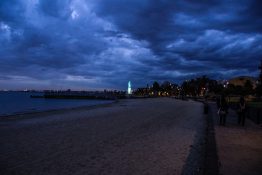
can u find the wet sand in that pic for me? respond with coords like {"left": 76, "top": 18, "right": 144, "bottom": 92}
{"left": 0, "top": 98, "right": 204, "bottom": 175}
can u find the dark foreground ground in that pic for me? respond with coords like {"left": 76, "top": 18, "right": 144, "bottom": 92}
{"left": 0, "top": 98, "right": 205, "bottom": 175}
{"left": 1, "top": 98, "right": 261, "bottom": 175}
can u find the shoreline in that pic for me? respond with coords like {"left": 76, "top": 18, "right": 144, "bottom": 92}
{"left": 0, "top": 100, "right": 118, "bottom": 121}
{"left": 0, "top": 97, "right": 177, "bottom": 121}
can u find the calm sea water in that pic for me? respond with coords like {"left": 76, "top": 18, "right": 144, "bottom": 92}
{"left": 0, "top": 91, "right": 114, "bottom": 116}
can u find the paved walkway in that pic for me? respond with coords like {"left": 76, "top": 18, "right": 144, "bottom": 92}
{"left": 209, "top": 102, "right": 262, "bottom": 175}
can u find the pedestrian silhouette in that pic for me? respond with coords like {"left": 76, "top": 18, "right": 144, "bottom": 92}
{"left": 238, "top": 96, "right": 246, "bottom": 126}
{"left": 218, "top": 95, "right": 229, "bottom": 126}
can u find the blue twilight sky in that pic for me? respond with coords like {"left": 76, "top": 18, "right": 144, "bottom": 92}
{"left": 0, "top": 0, "right": 262, "bottom": 90}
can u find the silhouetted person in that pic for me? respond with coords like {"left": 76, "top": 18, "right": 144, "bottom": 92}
{"left": 218, "top": 95, "right": 228, "bottom": 126}
{"left": 238, "top": 96, "right": 246, "bottom": 126}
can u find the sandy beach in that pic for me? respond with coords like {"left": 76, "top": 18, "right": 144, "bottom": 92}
{"left": 0, "top": 98, "right": 205, "bottom": 175}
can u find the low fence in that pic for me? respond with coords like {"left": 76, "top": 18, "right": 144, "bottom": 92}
{"left": 246, "top": 106, "right": 262, "bottom": 124}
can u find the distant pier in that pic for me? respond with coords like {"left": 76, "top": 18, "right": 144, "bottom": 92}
{"left": 30, "top": 90, "right": 126, "bottom": 100}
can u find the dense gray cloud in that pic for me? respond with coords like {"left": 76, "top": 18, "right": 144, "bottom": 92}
{"left": 0, "top": 0, "right": 261, "bottom": 90}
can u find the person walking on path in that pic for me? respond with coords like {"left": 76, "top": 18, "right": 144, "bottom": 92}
{"left": 218, "top": 95, "right": 229, "bottom": 126}
{"left": 238, "top": 96, "right": 246, "bottom": 126}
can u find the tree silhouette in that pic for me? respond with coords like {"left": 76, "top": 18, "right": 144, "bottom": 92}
{"left": 244, "top": 80, "right": 253, "bottom": 95}
{"left": 181, "top": 75, "right": 220, "bottom": 96}
{"left": 152, "top": 81, "right": 160, "bottom": 95}
{"left": 224, "top": 84, "right": 235, "bottom": 96}
{"left": 161, "top": 81, "right": 172, "bottom": 91}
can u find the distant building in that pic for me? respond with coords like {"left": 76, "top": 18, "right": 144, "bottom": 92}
{"left": 228, "top": 76, "right": 257, "bottom": 89}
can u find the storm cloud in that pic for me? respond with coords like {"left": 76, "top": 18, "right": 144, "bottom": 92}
{"left": 0, "top": 0, "right": 261, "bottom": 90}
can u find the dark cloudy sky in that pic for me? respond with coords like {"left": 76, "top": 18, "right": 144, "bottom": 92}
{"left": 0, "top": 0, "right": 262, "bottom": 90}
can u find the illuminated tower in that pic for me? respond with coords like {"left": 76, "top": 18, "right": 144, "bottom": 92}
{"left": 128, "top": 81, "right": 132, "bottom": 95}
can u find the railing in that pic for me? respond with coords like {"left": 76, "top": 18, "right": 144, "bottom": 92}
{"left": 246, "top": 106, "right": 262, "bottom": 124}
